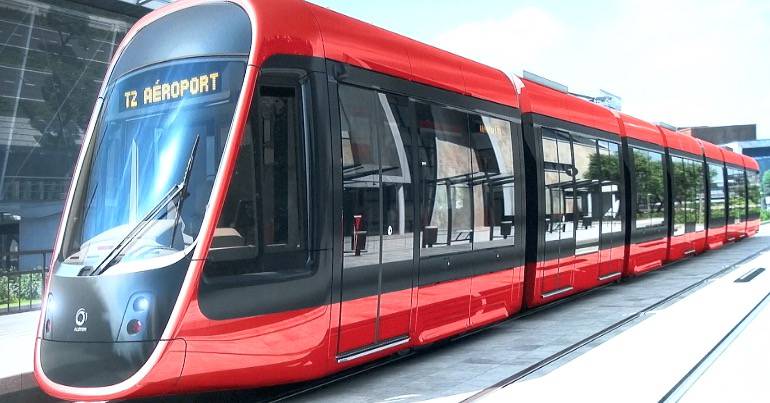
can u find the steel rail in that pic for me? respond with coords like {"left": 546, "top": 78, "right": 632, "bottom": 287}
{"left": 660, "top": 291, "right": 770, "bottom": 402}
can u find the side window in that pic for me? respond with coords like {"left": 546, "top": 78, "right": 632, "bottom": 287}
{"left": 204, "top": 82, "right": 310, "bottom": 279}
{"left": 469, "top": 114, "right": 516, "bottom": 249}
{"left": 573, "top": 136, "right": 601, "bottom": 254}
{"left": 737, "top": 168, "right": 748, "bottom": 223}
{"left": 747, "top": 170, "right": 761, "bottom": 220}
{"left": 737, "top": 169, "right": 748, "bottom": 222}
{"left": 339, "top": 85, "right": 414, "bottom": 269}
{"left": 260, "top": 87, "right": 306, "bottom": 250}
{"left": 728, "top": 168, "right": 747, "bottom": 223}
{"left": 647, "top": 151, "right": 665, "bottom": 228}
{"left": 691, "top": 159, "right": 706, "bottom": 232}
{"left": 340, "top": 85, "right": 382, "bottom": 268}
{"left": 671, "top": 157, "right": 704, "bottom": 235}
{"left": 542, "top": 137, "right": 562, "bottom": 243}
{"left": 727, "top": 168, "right": 736, "bottom": 224}
{"left": 417, "top": 102, "right": 473, "bottom": 255}
{"left": 633, "top": 148, "right": 651, "bottom": 229}
{"left": 600, "top": 142, "right": 623, "bottom": 237}
{"left": 708, "top": 163, "right": 726, "bottom": 228}
{"left": 558, "top": 137, "right": 576, "bottom": 241}
{"left": 671, "top": 156, "right": 687, "bottom": 236}
{"left": 541, "top": 129, "right": 575, "bottom": 244}
{"left": 633, "top": 148, "right": 665, "bottom": 229}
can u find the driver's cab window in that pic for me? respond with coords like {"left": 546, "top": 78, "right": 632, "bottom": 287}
{"left": 205, "top": 76, "right": 309, "bottom": 279}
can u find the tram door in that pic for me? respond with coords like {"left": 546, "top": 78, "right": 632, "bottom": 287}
{"left": 541, "top": 128, "right": 576, "bottom": 295}
{"left": 337, "top": 86, "right": 415, "bottom": 355}
{"left": 597, "top": 141, "right": 624, "bottom": 278}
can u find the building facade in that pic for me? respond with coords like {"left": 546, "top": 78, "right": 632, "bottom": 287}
{"left": 680, "top": 124, "right": 757, "bottom": 145}
{"left": 682, "top": 124, "right": 769, "bottom": 210}
{"left": 0, "top": 0, "right": 155, "bottom": 271}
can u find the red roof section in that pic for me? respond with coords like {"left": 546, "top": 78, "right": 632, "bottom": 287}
{"left": 742, "top": 154, "right": 760, "bottom": 171}
{"left": 307, "top": 2, "right": 518, "bottom": 108}
{"left": 518, "top": 79, "right": 620, "bottom": 134}
{"left": 721, "top": 148, "right": 745, "bottom": 167}
{"left": 659, "top": 126, "right": 702, "bottom": 156}
{"left": 613, "top": 112, "right": 664, "bottom": 146}
{"left": 698, "top": 139, "right": 725, "bottom": 161}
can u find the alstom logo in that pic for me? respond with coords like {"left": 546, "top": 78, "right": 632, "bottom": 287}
{"left": 74, "top": 308, "right": 88, "bottom": 332}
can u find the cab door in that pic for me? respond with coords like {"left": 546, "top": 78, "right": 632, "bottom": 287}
{"left": 337, "top": 85, "right": 415, "bottom": 355}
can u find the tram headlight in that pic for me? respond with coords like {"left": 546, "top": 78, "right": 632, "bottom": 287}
{"left": 43, "top": 293, "right": 54, "bottom": 336}
{"left": 133, "top": 296, "right": 150, "bottom": 312}
{"left": 46, "top": 293, "right": 56, "bottom": 314}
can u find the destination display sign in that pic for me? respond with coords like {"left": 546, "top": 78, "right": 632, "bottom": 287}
{"left": 117, "top": 62, "right": 228, "bottom": 112}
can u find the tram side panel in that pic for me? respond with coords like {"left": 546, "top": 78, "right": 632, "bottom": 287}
{"left": 519, "top": 111, "right": 626, "bottom": 308}
{"left": 178, "top": 60, "right": 337, "bottom": 391}
{"left": 411, "top": 96, "right": 526, "bottom": 343}
{"left": 467, "top": 114, "right": 527, "bottom": 328}
{"left": 700, "top": 139, "right": 728, "bottom": 250}
{"left": 662, "top": 128, "right": 708, "bottom": 262}
{"left": 743, "top": 155, "right": 762, "bottom": 238}
{"left": 722, "top": 149, "right": 746, "bottom": 242}
{"left": 623, "top": 139, "right": 670, "bottom": 275}
{"left": 615, "top": 112, "right": 671, "bottom": 277}
{"left": 725, "top": 165, "right": 748, "bottom": 242}
{"left": 746, "top": 169, "right": 762, "bottom": 237}
{"left": 318, "top": 59, "right": 528, "bottom": 349}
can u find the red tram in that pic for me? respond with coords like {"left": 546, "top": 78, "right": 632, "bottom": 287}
{"left": 34, "top": 0, "right": 762, "bottom": 400}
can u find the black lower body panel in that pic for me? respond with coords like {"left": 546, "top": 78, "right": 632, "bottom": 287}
{"left": 40, "top": 339, "right": 157, "bottom": 388}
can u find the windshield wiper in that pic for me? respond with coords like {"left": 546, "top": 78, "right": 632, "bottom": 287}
{"left": 87, "top": 135, "right": 200, "bottom": 276}
{"left": 170, "top": 135, "right": 200, "bottom": 248}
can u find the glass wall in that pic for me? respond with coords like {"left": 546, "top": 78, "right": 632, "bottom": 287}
{"left": 0, "top": 0, "right": 134, "bottom": 271}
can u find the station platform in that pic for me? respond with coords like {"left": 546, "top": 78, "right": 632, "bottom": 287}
{"left": 0, "top": 225, "right": 767, "bottom": 403}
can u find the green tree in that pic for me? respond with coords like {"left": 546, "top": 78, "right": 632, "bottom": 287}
{"left": 585, "top": 152, "right": 620, "bottom": 183}
{"left": 633, "top": 152, "right": 664, "bottom": 207}
{"left": 670, "top": 159, "right": 706, "bottom": 225}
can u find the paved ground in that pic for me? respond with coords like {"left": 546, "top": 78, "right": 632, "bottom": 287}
{"left": 480, "top": 247, "right": 770, "bottom": 402}
{"left": 0, "top": 227, "right": 767, "bottom": 403}
{"left": 681, "top": 278, "right": 770, "bottom": 403}
{"left": 0, "top": 311, "right": 49, "bottom": 402}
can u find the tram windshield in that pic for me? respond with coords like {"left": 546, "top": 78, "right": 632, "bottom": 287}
{"left": 56, "top": 58, "right": 247, "bottom": 276}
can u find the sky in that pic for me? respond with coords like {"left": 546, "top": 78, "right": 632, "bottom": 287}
{"left": 308, "top": 0, "right": 770, "bottom": 138}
